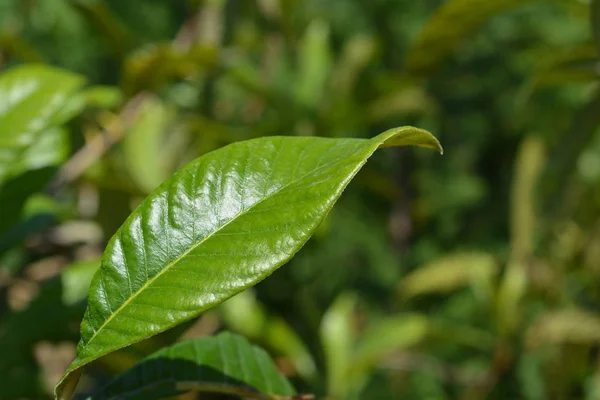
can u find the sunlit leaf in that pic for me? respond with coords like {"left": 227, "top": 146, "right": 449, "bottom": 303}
{"left": 91, "top": 332, "right": 298, "bottom": 400}
{"left": 295, "top": 20, "right": 332, "bottom": 107}
{"left": 526, "top": 309, "right": 600, "bottom": 347}
{"left": 320, "top": 293, "right": 357, "bottom": 399}
{"left": 55, "top": 126, "right": 442, "bottom": 399}
{"left": 399, "top": 252, "right": 497, "bottom": 300}
{"left": 61, "top": 259, "right": 101, "bottom": 306}
{"left": 0, "top": 64, "right": 84, "bottom": 150}
{"left": 123, "top": 96, "right": 172, "bottom": 193}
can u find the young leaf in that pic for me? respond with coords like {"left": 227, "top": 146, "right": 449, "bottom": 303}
{"left": 90, "top": 331, "right": 297, "bottom": 400}
{"left": 55, "top": 126, "right": 442, "bottom": 399}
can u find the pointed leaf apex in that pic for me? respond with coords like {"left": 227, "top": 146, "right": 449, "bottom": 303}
{"left": 374, "top": 126, "right": 443, "bottom": 154}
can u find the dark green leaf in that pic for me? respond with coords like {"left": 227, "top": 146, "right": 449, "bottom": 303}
{"left": 0, "top": 167, "right": 57, "bottom": 237}
{"left": 592, "top": 0, "right": 600, "bottom": 57}
{"left": 56, "top": 127, "right": 441, "bottom": 399}
{"left": 406, "top": 0, "right": 535, "bottom": 76}
{"left": 92, "top": 332, "right": 297, "bottom": 400}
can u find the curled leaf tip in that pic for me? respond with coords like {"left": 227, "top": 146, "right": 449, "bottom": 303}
{"left": 374, "top": 126, "right": 443, "bottom": 154}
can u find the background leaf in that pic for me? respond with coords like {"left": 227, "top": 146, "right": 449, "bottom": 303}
{"left": 61, "top": 259, "right": 101, "bottom": 306}
{"left": 399, "top": 252, "right": 498, "bottom": 300}
{"left": 221, "top": 290, "right": 317, "bottom": 381}
{"left": 0, "top": 64, "right": 84, "bottom": 153}
{"left": 406, "top": 0, "right": 536, "bottom": 76}
{"left": 91, "top": 331, "right": 296, "bottom": 400}
{"left": 319, "top": 293, "right": 357, "bottom": 398}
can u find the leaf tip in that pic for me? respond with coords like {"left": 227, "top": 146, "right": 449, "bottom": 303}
{"left": 375, "top": 126, "right": 443, "bottom": 154}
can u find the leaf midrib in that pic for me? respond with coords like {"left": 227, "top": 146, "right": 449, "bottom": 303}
{"left": 82, "top": 139, "right": 370, "bottom": 352}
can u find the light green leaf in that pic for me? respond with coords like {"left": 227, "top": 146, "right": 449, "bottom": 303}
{"left": 0, "top": 64, "right": 83, "bottom": 185}
{"left": 91, "top": 332, "right": 297, "bottom": 400}
{"left": 123, "top": 96, "right": 172, "bottom": 193}
{"left": 62, "top": 259, "right": 102, "bottom": 306}
{"left": 0, "top": 64, "right": 85, "bottom": 149}
{"left": 406, "top": 0, "right": 535, "bottom": 76}
{"left": 399, "top": 252, "right": 498, "bottom": 300}
{"left": 56, "top": 126, "right": 442, "bottom": 399}
{"left": 295, "top": 19, "right": 332, "bottom": 107}
{"left": 320, "top": 293, "right": 357, "bottom": 398}
{"left": 221, "top": 290, "right": 316, "bottom": 381}
{"left": 353, "top": 314, "right": 429, "bottom": 368}
{"left": 80, "top": 86, "right": 124, "bottom": 109}
{"left": 350, "top": 314, "right": 428, "bottom": 393}
{"left": 0, "top": 126, "right": 71, "bottom": 238}
{"left": 526, "top": 309, "right": 600, "bottom": 348}
{"left": 19, "top": 127, "right": 71, "bottom": 176}
{"left": 497, "top": 136, "right": 545, "bottom": 336}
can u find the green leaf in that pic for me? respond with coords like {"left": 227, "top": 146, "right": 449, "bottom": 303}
{"left": 221, "top": 290, "right": 316, "bottom": 381}
{"left": 592, "top": 0, "right": 600, "bottom": 57}
{"left": 123, "top": 96, "right": 172, "bottom": 193}
{"left": 0, "top": 64, "right": 85, "bottom": 149}
{"left": 62, "top": 259, "right": 102, "bottom": 306}
{"left": 0, "top": 65, "right": 83, "bottom": 186}
{"left": 320, "top": 293, "right": 357, "bottom": 398}
{"left": 80, "top": 86, "right": 124, "bottom": 109}
{"left": 406, "top": 0, "right": 535, "bottom": 76}
{"left": 295, "top": 20, "right": 332, "bottom": 107}
{"left": 56, "top": 126, "right": 441, "bottom": 399}
{"left": 526, "top": 309, "right": 600, "bottom": 347}
{"left": 399, "top": 252, "right": 498, "bottom": 300}
{"left": 0, "top": 127, "right": 71, "bottom": 240}
{"left": 497, "top": 136, "right": 545, "bottom": 336}
{"left": 0, "top": 167, "right": 57, "bottom": 237}
{"left": 91, "top": 331, "right": 297, "bottom": 400}
{"left": 353, "top": 314, "right": 429, "bottom": 368}
{"left": 349, "top": 314, "right": 428, "bottom": 394}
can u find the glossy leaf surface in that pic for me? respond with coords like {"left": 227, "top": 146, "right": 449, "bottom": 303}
{"left": 56, "top": 126, "right": 441, "bottom": 399}
{"left": 92, "top": 331, "right": 295, "bottom": 400}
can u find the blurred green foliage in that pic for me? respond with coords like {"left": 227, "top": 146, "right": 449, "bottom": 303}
{"left": 1, "top": 0, "right": 600, "bottom": 399}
